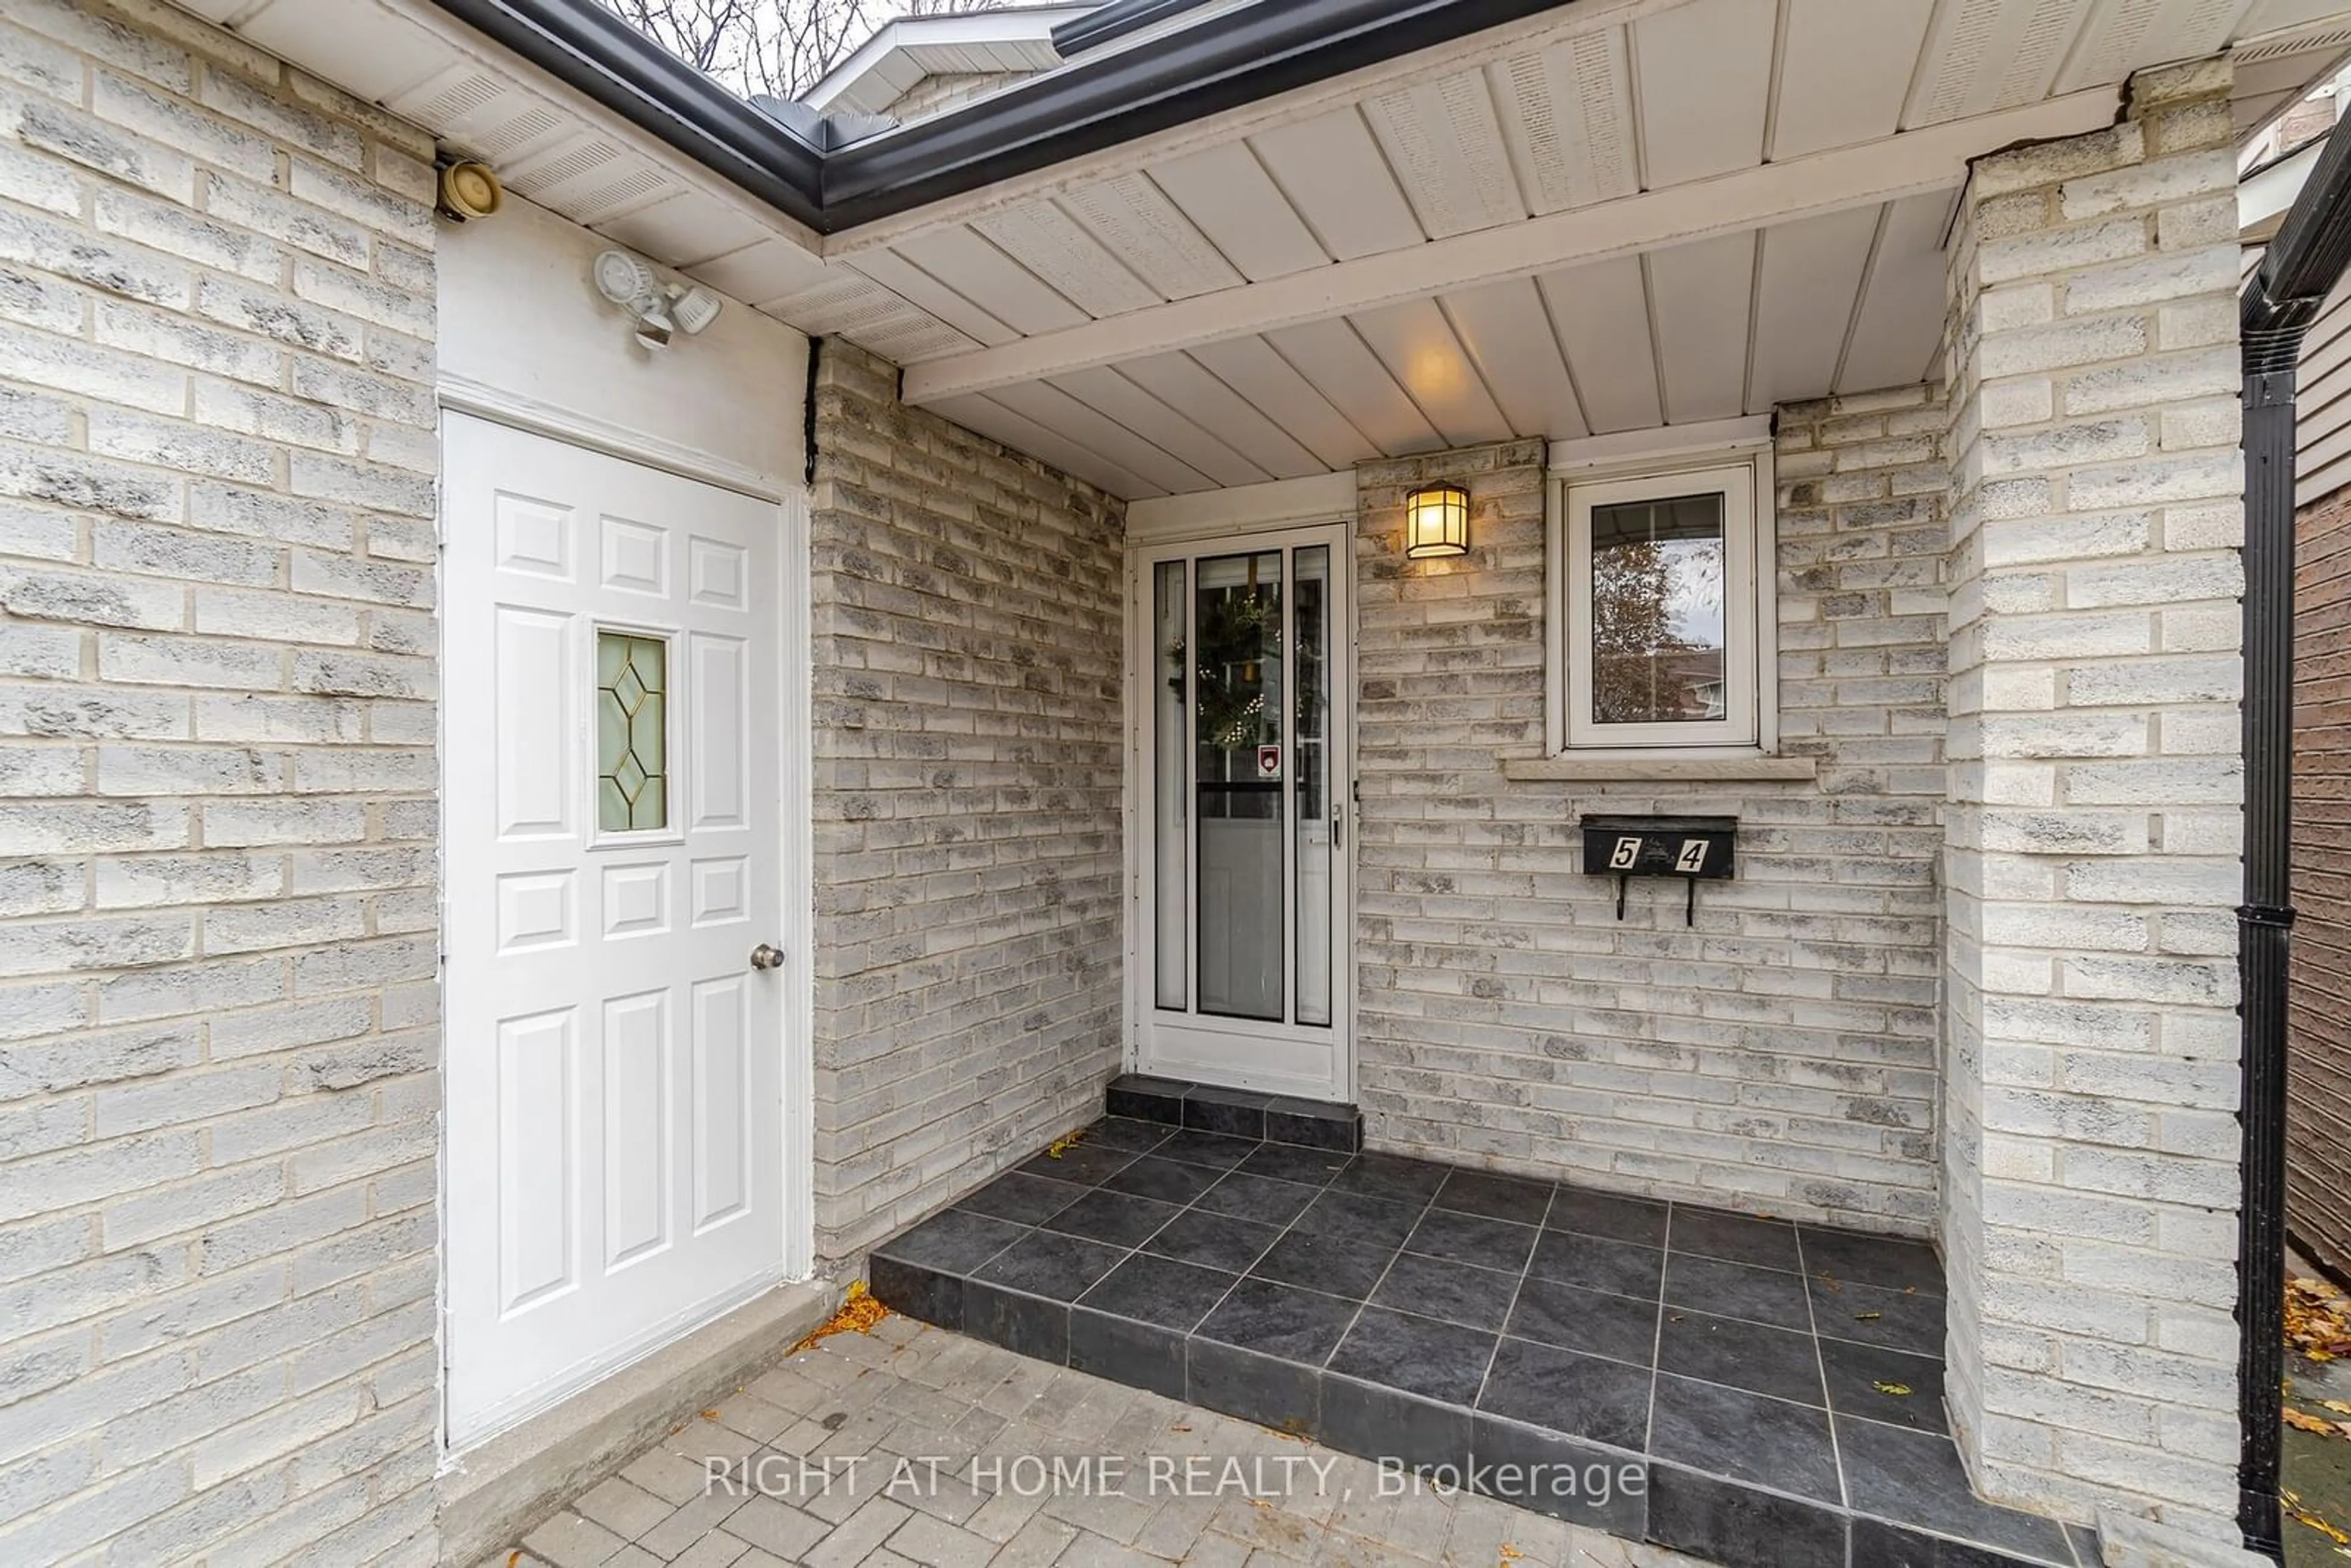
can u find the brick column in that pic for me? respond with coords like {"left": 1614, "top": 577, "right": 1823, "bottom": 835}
{"left": 1940, "top": 59, "right": 2248, "bottom": 1539}
{"left": 805, "top": 342, "right": 1126, "bottom": 1264}
{"left": 0, "top": 1, "right": 441, "bottom": 1560}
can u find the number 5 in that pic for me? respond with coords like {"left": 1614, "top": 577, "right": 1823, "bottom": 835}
{"left": 1609, "top": 836, "right": 1641, "bottom": 869}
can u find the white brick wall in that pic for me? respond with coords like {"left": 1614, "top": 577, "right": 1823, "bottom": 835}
{"left": 885, "top": 69, "right": 1038, "bottom": 124}
{"left": 808, "top": 343, "right": 1126, "bottom": 1264}
{"left": 1352, "top": 411, "right": 1949, "bottom": 1231}
{"left": 0, "top": 1, "right": 440, "bottom": 1561}
{"left": 1940, "top": 57, "right": 2248, "bottom": 1539}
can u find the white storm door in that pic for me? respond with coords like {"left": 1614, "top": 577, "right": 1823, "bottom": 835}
{"left": 1133, "top": 523, "right": 1352, "bottom": 1101}
{"left": 442, "top": 414, "right": 788, "bottom": 1448}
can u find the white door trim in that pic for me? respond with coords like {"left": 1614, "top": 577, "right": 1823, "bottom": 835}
{"left": 774, "top": 486, "right": 814, "bottom": 1282}
{"left": 1124, "top": 472, "right": 1359, "bottom": 544}
{"left": 1123, "top": 517, "right": 1357, "bottom": 1103}
{"left": 437, "top": 373, "right": 792, "bottom": 503}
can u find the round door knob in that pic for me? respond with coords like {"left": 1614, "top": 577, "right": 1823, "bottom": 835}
{"left": 749, "top": 943, "right": 784, "bottom": 971}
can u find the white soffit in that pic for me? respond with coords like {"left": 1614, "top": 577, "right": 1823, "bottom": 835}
{"left": 178, "top": 0, "right": 983, "bottom": 369}
{"left": 853, "top": 0, "right": 2351, "bottom": 500}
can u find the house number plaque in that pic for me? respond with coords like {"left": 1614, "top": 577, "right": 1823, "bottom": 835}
{"left": 1579, "top": 814, "right": 1738, "bottom": 926}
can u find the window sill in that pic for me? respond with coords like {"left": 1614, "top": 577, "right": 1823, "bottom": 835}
{"left": 1501, "top": 756, "right": 1820, "bottom": 784}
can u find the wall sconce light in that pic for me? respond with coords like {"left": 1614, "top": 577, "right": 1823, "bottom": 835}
{"left": 1405, "top": 482, "right": 1470, "bottom": 560}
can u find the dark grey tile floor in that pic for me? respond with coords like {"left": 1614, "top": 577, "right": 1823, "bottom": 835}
{"left": 871, "top": 1117, "right": 2101, "bottom": 1568}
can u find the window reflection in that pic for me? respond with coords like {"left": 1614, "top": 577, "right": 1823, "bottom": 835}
{"left": 1588, "top": 492, "right": 1727, "bottom": 726}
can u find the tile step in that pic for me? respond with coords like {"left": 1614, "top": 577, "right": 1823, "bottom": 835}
{"left": 1106, "top": 1073, "right": 1361, "bottom": 1153}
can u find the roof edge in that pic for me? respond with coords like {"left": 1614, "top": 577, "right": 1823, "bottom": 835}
{"left": 1049, "top": 0, "right": 1221, "bottom": 57}
{"left": 818, "top": 0, "right": 1577, "bottom": 230}
{"left": 425, "top": 0, "right": 1582, "bottom": 234}
{"left": 426, "top": 0, "right": 827, "bottom": 228}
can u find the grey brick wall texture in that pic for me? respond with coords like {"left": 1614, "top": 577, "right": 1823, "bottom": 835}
{"left": 1351, "top": 410, "right": 1950, "bottom": 1234}
{"left": 1938, "top": 58, "right": 2249, "bottom": 1538}
{"left": 807, "top": 342, "right": 1126, "bottom": 1265}
{"left": 0, "top": 1, "right": 441, "bottom": 1562}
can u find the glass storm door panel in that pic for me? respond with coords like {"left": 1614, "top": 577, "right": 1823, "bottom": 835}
{"left": 1152, "top": 561, "right": 1188, "bottom": 1012}
{"left": 1292, "top": 546, "right": 1332, "bottom": 1027}
{"left": 1138, "top": 525, "right": 1349, "bottom": 1101}
{"left": 1194, "top": 549, "right": 1284, "bottom": 1021}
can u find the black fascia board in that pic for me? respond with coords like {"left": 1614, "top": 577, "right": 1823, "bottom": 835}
{"left": 425, "top": 0, "right": 828, "bottom": 230}
{"left": 427, "top": 0, "right": 1579, "bottom": 234}
{"left": 1049, "top": 0, "right": 1222, "bottom": 58}
{"left": 819, "top": 0, "right": 1572, "bottom": 229}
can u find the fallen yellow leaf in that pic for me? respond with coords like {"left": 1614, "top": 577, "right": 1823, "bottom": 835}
{"left": 699, "top": 1409, "right": 720, "bottom": 1420}
{"left": 2287, "top": 1278, "right": 2351, "bottom": 1363}
{"left": 1045, "top": 1130, "right": 1086, "bottom": 1158}
{"left": 2285, "top": 1408, "right": 2336, "bottom": 1436}
{"left": 1854, "top": 1311, "right": 1883, "bottom": 1321}
{"left": 2322, "top": 1400, "right": 2351, "bottom": 1416}
{"left": 1873, "top": 1382, "right": 1912, "bottom": 1397}
{"left": 793, "top": 1280, "right": 889, "bottom": 1353}
{"left": 2294, "top": 1505, "right": 2351, "bottom": 1546}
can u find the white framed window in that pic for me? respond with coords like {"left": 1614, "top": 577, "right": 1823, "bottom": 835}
{"left": 1546, "top": 440, "right": 1775, "bottom": 755}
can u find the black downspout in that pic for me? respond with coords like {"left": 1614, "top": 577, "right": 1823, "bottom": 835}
{"left": 804, "top": 337, "right": 823, "bottom": 491}
{"left": 2236, "top": 116, "right": 2351, "bottom": 1561}
{"left": 2236, "top": 355, "right": 2293, "bottom": 1562}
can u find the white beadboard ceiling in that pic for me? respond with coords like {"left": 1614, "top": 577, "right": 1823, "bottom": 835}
{"left": 189, "top": 0, "right": 2351, "bottom": 498}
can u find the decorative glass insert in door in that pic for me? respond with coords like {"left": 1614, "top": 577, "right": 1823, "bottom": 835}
{"left": 596, "top": 630, "right": 669, "bottom": 831}
{"left": 1193, "top": 551, "right": 1284, "bottom": 1021}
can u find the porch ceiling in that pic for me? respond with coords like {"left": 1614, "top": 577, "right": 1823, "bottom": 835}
{"left": 861, "top": 0, "right": 2351, "bottom": 497}
{"left": 189, "top": 0, "right": 2351, "bottom": 499}
{"left": 912, "top": 197, "right": 1961, "bottom": 497}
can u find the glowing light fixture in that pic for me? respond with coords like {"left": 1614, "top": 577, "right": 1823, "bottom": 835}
{"left": 1404, "top": 482, "right": 1470, "bottom": 560}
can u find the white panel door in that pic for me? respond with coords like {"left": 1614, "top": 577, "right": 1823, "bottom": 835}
{"left": 443, "top": 414, "right": 790, "bottom": 1447}
{"left": 1132, "top": 523, "right": 1352, "bottom": 1101}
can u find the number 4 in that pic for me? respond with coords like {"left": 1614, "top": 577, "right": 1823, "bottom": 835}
{"left": 1676, "top": 840, "right": 1709, "bottom": 873}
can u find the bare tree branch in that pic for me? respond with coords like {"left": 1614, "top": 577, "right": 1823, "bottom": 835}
{"left": 598, "top": 0, "right": 1015, "bottom": 99}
